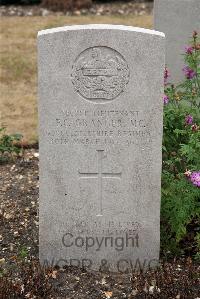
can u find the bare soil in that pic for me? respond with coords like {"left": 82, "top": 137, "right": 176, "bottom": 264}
{"left": 0, "top": 151, "right": 200, "bottom": 298}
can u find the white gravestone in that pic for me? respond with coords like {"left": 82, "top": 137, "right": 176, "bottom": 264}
{"left": 38, "top": 24, "right": 165, "bottom": 272}
{"left": 154, "top": 0, "right": 200, "bottom": 83}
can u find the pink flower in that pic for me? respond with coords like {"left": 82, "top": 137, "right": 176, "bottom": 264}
{"left": 191, "top": 124, "right": 199, "bottom": 132}
{"left": 190, "top": 171, "right": 200, "bottom": 188}
{"left": 163, "top": 95, "right": 169, "bottom": 105}
{"left": 185, "top": 115, "right": 193, "bottom": 125}
{"left": 184, "top": 169, "right": 192, "bottom": 177}
{"left": 182, "top": 66, "right": 196, "bottom": 79}
{"left": 185, "top": 46, "right": 194, "bottom": 55}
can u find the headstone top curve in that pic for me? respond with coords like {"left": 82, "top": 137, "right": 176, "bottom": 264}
{"left": 38, "top": 24, "right": 165, "bottom": 38}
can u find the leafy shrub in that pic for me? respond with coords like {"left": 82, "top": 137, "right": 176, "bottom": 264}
{"left": 0, "top": 0, "right": 40, "bottom": 4}
{"left": 41, "top": 0, "right": 92, "bottom": 11}
{"left": 0, "top": 127, "right": 23, "bottom": 163}
{"left": 161, "top": 31, "right": 200, "bottom": 258}
{"left": 0, "top": 0, "right": 153, "bottom": 6}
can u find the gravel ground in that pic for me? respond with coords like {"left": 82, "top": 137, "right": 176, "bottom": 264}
{"left": 0, "top": 1, "right": 153, "bottom": 16}
{"left": 0, "top": 150, "right": 200, "bottom": 298}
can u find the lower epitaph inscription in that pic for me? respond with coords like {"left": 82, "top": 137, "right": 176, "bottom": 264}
{"left": 38, "top": 25, "right": 165, "bottom": 271}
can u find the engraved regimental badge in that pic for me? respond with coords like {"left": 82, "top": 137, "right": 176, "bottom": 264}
{"left": 71, "top": 46, "right": 129, "bottom": 103}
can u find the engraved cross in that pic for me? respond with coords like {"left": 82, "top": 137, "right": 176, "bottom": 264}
{"left": 79, "top": 150, "right": 122, "bottom": 216}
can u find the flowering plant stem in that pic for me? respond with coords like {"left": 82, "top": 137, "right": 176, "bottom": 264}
{"left": 161, "top": 32, "right": 200, "bottom": 259}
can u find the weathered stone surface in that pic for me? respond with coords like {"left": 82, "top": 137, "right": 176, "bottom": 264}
{"left": 154, "top": 0, "right": 200, "bottom": 83}
{"left": 38, "top": 24, "right": 165, "bottom": 272}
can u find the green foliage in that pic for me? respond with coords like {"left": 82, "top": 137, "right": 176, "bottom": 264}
{"left": 19, "top": 246, "right": 29, "bottom": 259}
{"left": 42, "top": 0, "right": 92, "bottom": 11}
{"left": 0, "top": 127, "right": 23, "bottom": 163}
{"left": 161, "top": 32, "right": 200, "bottom": 258}
{"left": 0, "top": 0, "right": 40, "bottom": 5}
